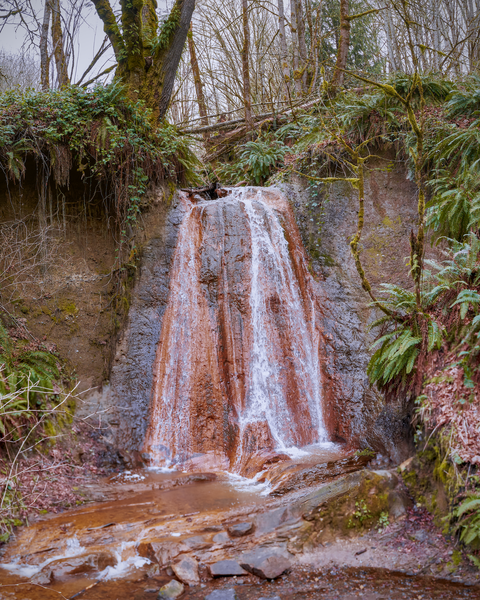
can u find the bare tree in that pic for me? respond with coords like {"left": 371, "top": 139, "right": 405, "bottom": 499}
{"left": 242, "top": 0, "right": 254, "bottom": 131}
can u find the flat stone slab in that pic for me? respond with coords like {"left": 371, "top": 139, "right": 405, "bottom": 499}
{"left": 212, "top": 531, "right": 230, "bottom": 544}
{"left": 209, "top": 559, "right": 248, "bottom": 577}
{"left": 184, "top": 535, "right": 212, "bottom": 550}
{"left": 172, "top": 556, "right": 200, "bottom": 586}
{"left": 227, "top": 522, "right": 254, "bottom": 537}
{"left": 239, "top": 547, "right": 292, "bottom": 579}
{"left": 204, "top": 590, "right": 238, "bottom": 600}
{"left": 158, "top": 579, "right": 184, "bottom": 598}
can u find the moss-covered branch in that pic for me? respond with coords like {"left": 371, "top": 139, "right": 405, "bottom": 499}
{"left": 91, "top": 0, "right": 126, "bottom": 62}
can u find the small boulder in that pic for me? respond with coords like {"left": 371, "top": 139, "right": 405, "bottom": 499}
{"left": 157, "top": 579, "right": 184, "bottom": 598}
{"left": 239, "top": 547, "right": 292, "bottom": 579}
{"left": 209, "top": 559, "right": 248, "bottom": 577}
{"left": 212, "top": 532, "right": 230, "bottom": 544}
{"left": 204, "top": 590, "right": 238, "bottom": 600}
{"left": 138, "top": 541, "right": 189, "bottom": 566}
{"left": 226, "top": 522, "right": 254, "bottom": 537}
{"left": 172, "top": 556, "right": 200, "bottom": 586}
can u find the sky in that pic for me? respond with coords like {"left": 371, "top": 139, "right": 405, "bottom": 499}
{"left": 0, "top": 0, "right": 172, "bottom": 85}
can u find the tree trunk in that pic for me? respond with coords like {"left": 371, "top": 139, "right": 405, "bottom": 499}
{"left": 187, "top": 25, "right": 208, "bottom": 127}
{"left": 40, "top": 0, "right": 51, "bottom": 90}
{"left": 51, "top": 0, "right": 69, "bottom": 87}
{"left": 242, "top": 0, "right": 254, "bottom": 132}
{"left": 92, "top": 0, "right": 195, "bottom": 121}
{"left": 294, "top": 0, "right": 308, "bottom": 92}
{"left": 290, "top": 0, "right": 302, "bottom": 96}
{"left": 385, "top": 4, "right": 400, "bottom": 72}
{"left": 277, "top": 0, "right": 291, "bottom": 97}
{"left": 331, "top": 0, "right": 351, "bottom": 89}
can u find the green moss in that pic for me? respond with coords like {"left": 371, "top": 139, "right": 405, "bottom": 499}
{"left": 41, "top": 396, "right": 75, "bottom": 447}
{"left": 452, "top": 549, "right": 462, "bottom": 565}
{"left": 166, "top": 180, "right": 176, "bottom": 206}
{"left": 58, "top": 300, "right": 78, "bottom": 316}
{"left": 402, "top": 431, "right": 479, "bottom": 547}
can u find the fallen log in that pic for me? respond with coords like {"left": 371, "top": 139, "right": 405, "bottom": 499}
{"left": 181, "top": 96, "right": 323, "bottom": 136}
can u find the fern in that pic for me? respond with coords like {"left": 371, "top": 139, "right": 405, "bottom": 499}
{"left": 426, "top": 170, "right": 480, "bottom": 241}
{"left": 453, "top": 495, "right": 480, "bottom": 550}
{"left": 367, "top": 283, "right": 445, "bottom": 387}
{"left": 239, "top": 139, "right": 289, "bottom": 185}
{"left": 445, "top": 75, "right": 480, "bottom": 117}
{"left": 451, "top": 289, "right": 480, "bottom": 319}
{"left": 432, "top": 120, "right": 480, "bottom": 178}
{"left": 368, "top": 327, "right": 422, "bottom": 386}
{"left": 390, "top": 73, "right": 454, "bottom": 105}
{"left": 425, "top": 234, "right": 480, "bottom": 293}
{"left": 0, "top": 320, "right": 61, "bottom": 442}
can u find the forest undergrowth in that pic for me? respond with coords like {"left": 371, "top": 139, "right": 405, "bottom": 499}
{"left": 0, "top": 83, "right": 200, "bottom": 542}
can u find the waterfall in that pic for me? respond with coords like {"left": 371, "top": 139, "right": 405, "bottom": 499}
{"left": 142, "top": 187, "right": 329, "bottom": 474}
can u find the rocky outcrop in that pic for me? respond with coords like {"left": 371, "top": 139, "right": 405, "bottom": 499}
{"left": 110, "top": 159, "right": 430, "bottom": 463}
{"left": 109, "top": 193, "right": 186, "bottom": 457}
{"left": 279, "top": 155, "right": 435, "bottom": 461}
{"left": 287, "top": 469, "right": 411, "bottom": 554}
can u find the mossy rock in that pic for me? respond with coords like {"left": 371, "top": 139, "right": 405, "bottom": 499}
{"left": 288, "top": 470, "right": 411, "bottom": 552}
{"left": 399, "top": 434, "right": 462, "bottom": 527}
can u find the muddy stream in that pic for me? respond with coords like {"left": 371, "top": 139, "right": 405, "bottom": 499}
{"left": 1, "top": 453, "right": 479, "bottom": 599}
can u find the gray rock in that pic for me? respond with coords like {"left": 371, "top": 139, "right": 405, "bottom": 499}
{"left": 212, "top": 532, "right": 230, "bottom": 544}
{"left": 227, "top": 522, "right": 254, "bottom": 537}
{"left": 185, "top": 535, "right": 213, "bottom": 550}
{"left": 209, "top": 559, "right": 248, "bottom": 577}
{"left": 259, "top": 597, "right": 282, "bottom": 600}
{"left": 239, "top": 547, "right": 292, "bottom": 579}
{"left": 172, "top": 556, "right": 200, "bottom": 586}
{"left": 204, "top": 590, "right": 238, "bottom": 600}
{"left": 157, "top": 579, "right": 185, "bottom": 598}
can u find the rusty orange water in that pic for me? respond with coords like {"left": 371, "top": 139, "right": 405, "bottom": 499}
{"left": 142, "top": 188, "right": 333, "bottom": 474}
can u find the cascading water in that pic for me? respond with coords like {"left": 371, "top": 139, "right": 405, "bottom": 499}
{"left": 142, "top": 187, "right": 330, "bottom": 474}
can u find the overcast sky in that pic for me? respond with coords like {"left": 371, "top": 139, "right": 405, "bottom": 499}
{"left": 0, "top": 0, "right": 172, "bottom": 85}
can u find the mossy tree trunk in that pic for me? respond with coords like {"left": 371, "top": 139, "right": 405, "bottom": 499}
{"left": 331, "top": 0, "right": 350, "bottom": 89}
{"left": 91, "top": 0, "right": 195, "bottom": 121}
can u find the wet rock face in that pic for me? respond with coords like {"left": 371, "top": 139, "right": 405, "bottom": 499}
{"left": 172, "top": 556, "right": 200, "bottom": 586}
{"left": 112, "top": 164, "right": 425, "bottom": 466}
{"left": 279, "top": 158, "right": 432, "bottom": 461}
{"left": 157, "top": 579, "right": 184, "bottom": 598}
{"left": 110, "top": 196, "right": 187, "bottom": 457}
{"left": 140, "top": 189, "right": 330, "bottom": 472}
{"left": 226, "top": 522, "right": 254, "bottom": 537}
{"left": 205, "top": 590, "right": 238, "bottom": 600}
